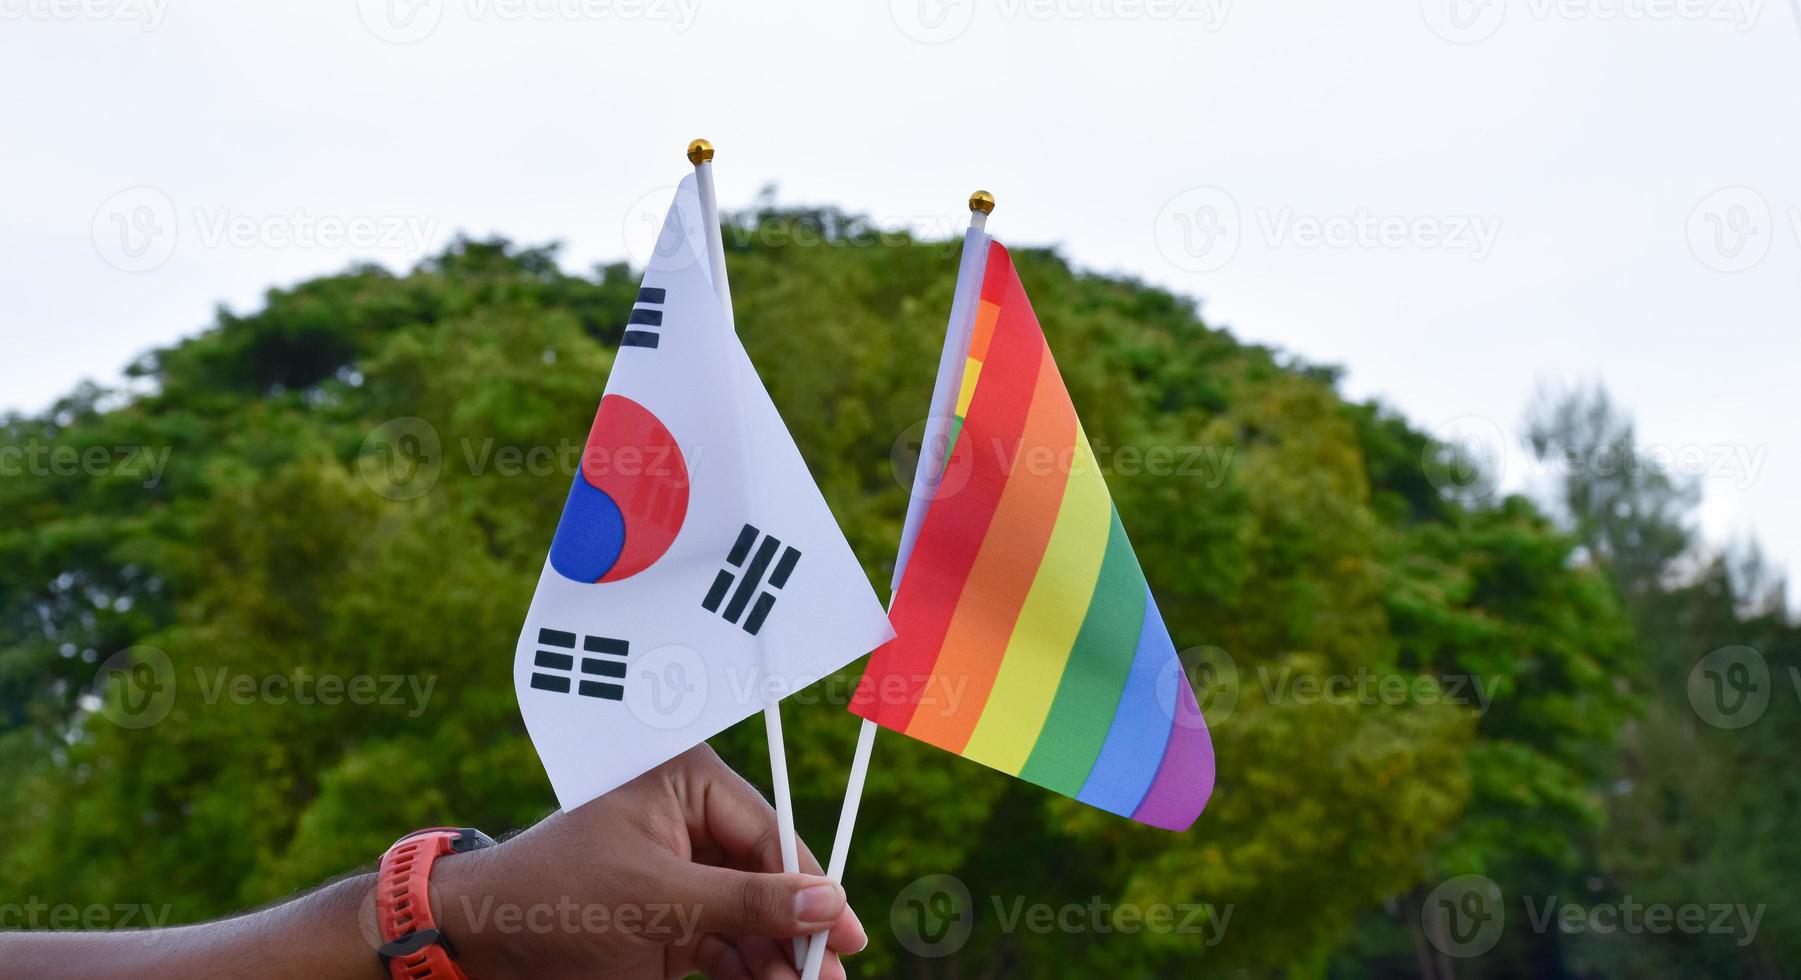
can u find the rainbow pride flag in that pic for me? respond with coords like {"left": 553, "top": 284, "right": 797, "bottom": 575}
{"left": 851, "top": 239, "right": 1215, "bottom": 832}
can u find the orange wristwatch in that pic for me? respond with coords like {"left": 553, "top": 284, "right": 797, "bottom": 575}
{"left": 375, "top": 826, "right": 495, "bottom": 980}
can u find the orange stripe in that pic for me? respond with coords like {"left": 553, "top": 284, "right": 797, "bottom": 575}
{"left": 967, "top": 300, "right": 1001, "bottom": 364}
{"left": 902, "top": 344, "right": 1077, "bottom": 751}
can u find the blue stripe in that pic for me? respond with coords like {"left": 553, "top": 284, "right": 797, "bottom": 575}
{"left": 1075, "top": 585, "right": 1178, "bottom": 817}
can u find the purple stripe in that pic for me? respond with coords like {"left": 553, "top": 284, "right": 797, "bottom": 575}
{"left": 1129, "top": 663, "right": 1216, "bottom": 832}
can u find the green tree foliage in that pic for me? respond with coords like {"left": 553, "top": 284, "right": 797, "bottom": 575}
{"left": 1523, "top": 386, "right": 1801, "bottom": 979}
{"left": 0, "top": 215, "right": 1663, "bottom": 976}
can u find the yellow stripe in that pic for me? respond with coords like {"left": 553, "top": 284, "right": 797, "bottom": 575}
{"left": 954, "top": 357, "right": 983, "bottom": 418}
{"left": 961, "top": 427, "right": 1114, "bottom": 774}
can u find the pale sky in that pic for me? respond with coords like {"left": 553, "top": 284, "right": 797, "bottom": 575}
{"left": 2, "top": 0, "right": 1797, "bottom": 602}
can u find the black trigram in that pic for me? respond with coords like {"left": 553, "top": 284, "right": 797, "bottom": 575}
{"left": 529, "top": 628, "right": 628, "bottom": 701}
{"left": 620, "top": 287, "right": 665, "bottom": 350}
{"left": 702, "top": 524, "right": 801, "bottom": 636}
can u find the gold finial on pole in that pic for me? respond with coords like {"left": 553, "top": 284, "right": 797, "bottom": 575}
{"left": 687, "top": 139, "right": 715, "bottom": 165}
{"left": 968, "top": 190, "right": 995, "bottom": 215}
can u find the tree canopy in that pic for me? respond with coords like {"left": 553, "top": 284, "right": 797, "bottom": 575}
{"left": 1, "top": 209, "right": 1791, "bottom": 977}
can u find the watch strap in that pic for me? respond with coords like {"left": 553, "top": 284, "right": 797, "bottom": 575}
{"left": 376, "top": 828, "right": 470, "bottom": 980}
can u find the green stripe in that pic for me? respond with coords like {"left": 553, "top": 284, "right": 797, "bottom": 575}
{"left": 1017, "top": 508, "right": 1149, "bottom": 796}
{"left": 938, "top": 416, "right": 967, "bottom": 478}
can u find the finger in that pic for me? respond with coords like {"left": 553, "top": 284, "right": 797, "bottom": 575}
{"left": 673, "top": 864, "right": 846, "bottom": 939}
{"left": 682, "top": 755, "right": 862, "bottom": 941}
{"left": 826, "top": 908, "right": 868, "bottom": 957}
{"left": 791, "top": 904, "right": 868, "bottom": 961}
{"left": 691, "top": 933, "right": 753, "bottom": 980}
{"left": 678, "top": 750, "right": 799, "bottom": 870}
{"left": 734, "top": 935, "right": 799, "bottom": 980}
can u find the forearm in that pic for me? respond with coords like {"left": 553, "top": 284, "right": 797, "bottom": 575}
{"left": 0, "top": 874, "right": 387, "bottom": 980}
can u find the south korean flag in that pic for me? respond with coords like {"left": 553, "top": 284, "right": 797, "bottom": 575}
{"left": 514, "top": 176, "right": 894, "bottom": 811}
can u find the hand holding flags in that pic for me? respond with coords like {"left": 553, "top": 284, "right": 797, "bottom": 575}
{"left": 507, "top": 163, "right": 1212, "bottom": 977}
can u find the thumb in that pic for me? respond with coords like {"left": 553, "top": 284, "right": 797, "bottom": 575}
{"left": 675, "top": 865, "right": 847, "bottom": 938}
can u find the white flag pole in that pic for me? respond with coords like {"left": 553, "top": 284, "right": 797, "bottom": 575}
{"left": 689, "top": 139, "right": 803, "bottom": 966}
{"left": 688, "top": 139, "right": 736, "bottom": 330}
{"left": 799, "top": 191, "right": 995, "bottom": 980}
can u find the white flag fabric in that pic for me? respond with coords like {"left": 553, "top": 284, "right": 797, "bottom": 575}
{"left": 515, "top": 175, "right": 893, "bottom": 811}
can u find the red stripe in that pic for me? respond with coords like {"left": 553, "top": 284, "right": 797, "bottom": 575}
{"left": 854, "top": 243, "right": 1044, "bottom": 728}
